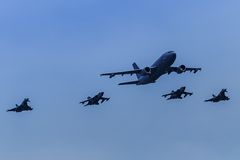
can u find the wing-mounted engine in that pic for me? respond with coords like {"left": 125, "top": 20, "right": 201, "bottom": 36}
{"left": 142, "top": 67, "right": 151, "bottom": 75}
{"left": 176, "top": 65, "right": 186, "bottom": 74}
{"left": 168, "top": 64, "right": 201, "bottom": 74}
{"left": 168, "top": 65, "right": 186, "bottom": 74}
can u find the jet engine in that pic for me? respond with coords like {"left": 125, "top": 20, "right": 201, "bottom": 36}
{"left": 143, "top": 67, "right": 151, "bottom": 75}
{"left": 176, "top": 65, "right": 186, "bottom": 74}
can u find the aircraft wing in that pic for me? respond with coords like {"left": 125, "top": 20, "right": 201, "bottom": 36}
{"left": 162, "top": 93, "right": 172, "bottom": 98}
{"left": 185, "top": 67, "right": 202, "bottom": 73}
{"left": 204, "top": 98, "right": 214, "bottom": 102}
{"left": 80, "top": 100, "right": 89, "bottom": 104}
{"left": 183, "top": 92, "right": 193, "bottom": 97}
{"left": 7, "top": 107, "right": 17, "bottom": 112}
{"left": 100, "top": 97, "right": 110, "bottom": 103}
{"left": 100, "top": 69, "right": 143, "bottom": 78}
{"left": 168, "top": 66, "right": 201, "bottom": 74}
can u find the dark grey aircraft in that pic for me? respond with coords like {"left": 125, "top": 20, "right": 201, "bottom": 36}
{"left": 100, "top": 51, "right": 201, "bottom": 85}
{"left": 80, "top": 92, "right": 110, "bottom": 106}
{"left": 162, "top": 86, "right": 193, "bottom": 100}
{"left": 205, "top": 89, "right": 230, "bottom": 102}
{"left": 7, "top": 98, "right": 33, "bottom": 112}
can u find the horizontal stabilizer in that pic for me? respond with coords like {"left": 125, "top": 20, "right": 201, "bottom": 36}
{"left": 118, "top": 80, "right": 140, "bottom": 85}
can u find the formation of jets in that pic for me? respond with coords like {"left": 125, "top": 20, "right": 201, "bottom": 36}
{"left": 6, "top": 51, "right": 230, "bottom": 113}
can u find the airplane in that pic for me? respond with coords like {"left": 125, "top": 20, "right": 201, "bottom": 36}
{"left": 100, "top": 51, "right": 201, "bottom": 85}
{"left": 162, "top": 86, "right": 193, "bottom": 100}
{"left": 80, "top": 92, "right": 110, "bottom": 106}
{"left": 7, "top": 98, "right": 33, "bottom": 112}
{"left": 205, "top": 89, "right": 230, "bottom": 102}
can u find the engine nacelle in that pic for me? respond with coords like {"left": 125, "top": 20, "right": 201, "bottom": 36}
{"left": 176, "top": 65, "right": 186, "bottom": 74}
{"left": 143, "top": 67, "right": 151, "bottom": 75}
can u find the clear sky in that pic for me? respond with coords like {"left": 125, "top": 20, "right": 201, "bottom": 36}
{"left": 0, "top": 0, "right": 240, "bottom": 159}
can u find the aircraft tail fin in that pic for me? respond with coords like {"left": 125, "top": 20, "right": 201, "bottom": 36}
{"left": 132, "top": 62, "right": 141, "bottom": 79}
{"left": 118, "top": 80, "right": 140, "bottom": 85}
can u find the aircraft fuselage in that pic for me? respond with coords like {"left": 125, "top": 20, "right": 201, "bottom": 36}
{"left": 137, "top": 51, "right": 176, "bottom": 85}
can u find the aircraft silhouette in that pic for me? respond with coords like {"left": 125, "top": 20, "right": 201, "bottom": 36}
{"left": 100, "top": 51, "right": 201, "bottom": 85}
{"left": 7, "top": 98, "right": 33, "bottom": 112}
{"left": 80, "top": 92, "right": 110, "bottom": 106}
{"left": 205, "top": 89, "right": 230, "bottom": 102}
{"left": 162, "top": 86, "right": 193, "bottom": 100}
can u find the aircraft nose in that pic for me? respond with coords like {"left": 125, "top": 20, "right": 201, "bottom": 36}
{"left": 171, "top": 52, "right": 176, "bottom": 60}
{"left": 166, "top": 51, "right": 176, "bottom": 64}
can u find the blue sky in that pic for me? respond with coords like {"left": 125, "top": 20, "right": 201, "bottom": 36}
{"left": 0, "top": 0, "right": 240, "bottom": 159}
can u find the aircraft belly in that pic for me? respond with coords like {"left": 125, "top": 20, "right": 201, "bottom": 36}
{"left": 137, "top": 59, "right": 170, "bottom": 85}
{"left": 138, "top": 75, "right": 155, "bottom": 85}
{"left": 152, "top": 67, "right": 166, "bottom": 80}
{"left": 152, "top": 57, "right": 173, "bottom": 78}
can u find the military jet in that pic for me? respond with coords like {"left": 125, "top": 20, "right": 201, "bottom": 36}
{"left": 80, "top": 92, "right": 110, "bottom": 106}
{"left": 205, "top": 89, "right": 230, "bottom": 102}
{"left": 162, "top": 86, "right": 193, "bottom": 100}
{"left": 7, "top": 98, "right": 33, "bottom": 112}
{"left": 100, "top": 51, "right": 201, "bottom": 85}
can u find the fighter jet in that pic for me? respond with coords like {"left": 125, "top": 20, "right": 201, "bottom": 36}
{"left": 100, "top": 51, "right": 201, "bottom": 85}
{"left": 80, "top": 92, "right": 110, "bottom": 106}
{"left": 7, "top": 98, "right": 33, "bottom": 112}
{"left": 205, "top": 89, "right": 230, "bottom": 102}
{"left": 162, "top": 86, "right": 193, "bottom": 100}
